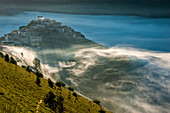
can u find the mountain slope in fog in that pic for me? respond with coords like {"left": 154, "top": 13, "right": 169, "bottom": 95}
{"left": 0, "top": 56, "right": 111, "bottom": 113}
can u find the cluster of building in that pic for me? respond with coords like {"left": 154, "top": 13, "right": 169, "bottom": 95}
{"left": 1, "top": 16, "right": 86, "bottom": 47}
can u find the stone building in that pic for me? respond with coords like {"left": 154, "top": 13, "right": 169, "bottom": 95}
{"left": 34, "top": 24, "right": 45, "bottom": 29}
{"left": 57, "top": 26, "right": 65, "bottom": 32}
{"left": 30, "top": 36, "right": 42, "bottom": 47}
{"left": 72, "top": 32, "right": 85, "bottom": 39}
{"left": 56, "top": 22, "right": 62, "bottom": 26}
{"left": 11, "top": 30, "right": 19, "bottom": 35}
{"left": 1, "top": 41, "right": 15, "bottom": 46}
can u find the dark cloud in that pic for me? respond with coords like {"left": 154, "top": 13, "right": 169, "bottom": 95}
{"left": 3, "top": 0, "right": 170, "bottom": 6}
{"left": 0, "top": 0, "right": 170, "bottom": 17}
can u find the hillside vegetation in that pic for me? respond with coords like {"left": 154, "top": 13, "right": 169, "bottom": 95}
{"left": 0, "top": 57, "right": 111, "bottom": 113}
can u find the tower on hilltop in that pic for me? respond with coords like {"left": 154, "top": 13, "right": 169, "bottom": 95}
{"left": 38, "top": 16, "right": 43, "bottom": 20}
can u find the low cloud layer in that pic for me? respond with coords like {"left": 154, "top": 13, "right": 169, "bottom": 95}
{"left": 2, "top": 46, "right": 170, "bottom": 112}
{"left": 59, "top": 47, "right": 170, "bottom": 113}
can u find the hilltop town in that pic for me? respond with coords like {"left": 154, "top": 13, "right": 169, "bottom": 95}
{"left": 1, "top": 16, "right": 86, "bottom": 47}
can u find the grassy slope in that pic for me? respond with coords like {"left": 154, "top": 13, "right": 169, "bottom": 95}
{"left": 0, "top": 57, "right": 111, "bottom": 113}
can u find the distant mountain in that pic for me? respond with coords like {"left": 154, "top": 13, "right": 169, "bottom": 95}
{"left": 0, "top": 17, "right": 103, "bottom": 49}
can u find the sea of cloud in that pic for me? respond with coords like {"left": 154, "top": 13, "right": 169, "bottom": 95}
{"left": 2, "top": 45, "right": 170, "bottom": 113}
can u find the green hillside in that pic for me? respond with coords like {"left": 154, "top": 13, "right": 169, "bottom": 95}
{"left": 0, "top": 56, "right": 111, "bottom": 113}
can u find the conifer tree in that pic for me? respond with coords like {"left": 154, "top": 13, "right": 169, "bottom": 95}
{"left": 4, "top": 54, "right": 9, "bottom": 62}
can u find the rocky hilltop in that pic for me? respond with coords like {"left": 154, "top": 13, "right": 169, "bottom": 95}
{"left": 1, "top": 16, "right": 101, "bottom": 49}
